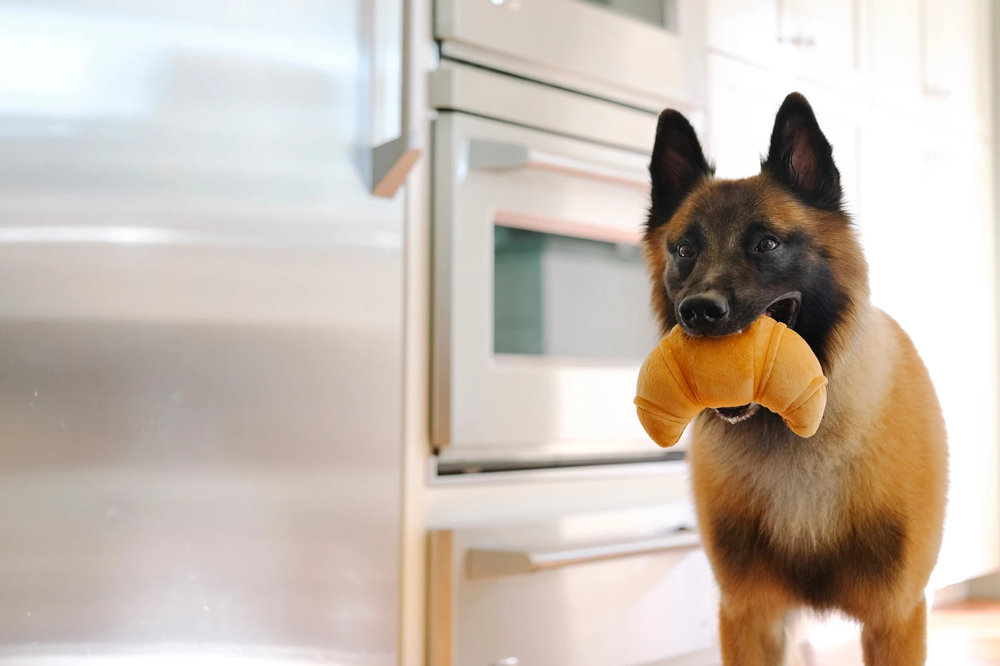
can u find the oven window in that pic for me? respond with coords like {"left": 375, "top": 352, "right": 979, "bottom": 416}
{"left": 494, "top": 226, "right": 661, "bottom": 360}
{"left": 576, "top": 0, "right": 676, "bottom": 30}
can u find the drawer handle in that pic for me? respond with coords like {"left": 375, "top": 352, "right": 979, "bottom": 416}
{"left": 465, "top": 138, "right": 650, "bottom": 190}
{"left": 466, "top": 529, "right": 701, "bottom": 579}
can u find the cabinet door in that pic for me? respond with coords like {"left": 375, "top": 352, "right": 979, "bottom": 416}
{"left": 707, "top": 0, "right": 781, "bottom": 67}
{"left": 707, "top": 57, "right": 864, "bottom": 219}
{"left": 781, "top": 0, "right": 863, "bottom": 89}
{"left": 922, "top": 0, "right": 992, "bottom": 133}
{"left": 920, "top": 135, "right": 999, "bottom": 587}
{"left": 865, "top": 125, "right": 1000, "bottom": 587}
{"left": 870, "top": 0, "right": 923, "bottom": 107}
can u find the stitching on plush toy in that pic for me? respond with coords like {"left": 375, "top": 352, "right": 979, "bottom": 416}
{"left": 755, "top": 321, "right": 784, "bottom": 404}
{"left": 634, "top": 398, "right": 690, "bottom": 425}
{"left": 784, "top": 375, "right": 828, "bottom": 417}
{"left": 660, "top": 339, "right": 700, "bottom": 406}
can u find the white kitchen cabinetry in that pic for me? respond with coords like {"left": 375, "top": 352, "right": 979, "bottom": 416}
{"left": 922, "top": 0, "right": 992, "bottom": 133}
{"left": 862, "top": 121, "right": 999, "bottom": 588}
{"left": 780, "top": 0, "right": 865, "bottom": 91}
{"left": 707, "top": 0, "right": 781, "bottom": 66}
{"left": 870, "top": 0, "right": 923, "bottom": 108}
{"left": 923, "top": 134, "right": 999, "bottom": 587}
{"left": 708, "top": 0, "right": 865, "bottom": 92}
{"left": 707, "top": 56, "right": 865, "bottom": 220}
{"left": 871, "top": 0, "right": 991, "bottom": 134}
{"left": 708, "top": 0, "right": 998, "bottom": 589}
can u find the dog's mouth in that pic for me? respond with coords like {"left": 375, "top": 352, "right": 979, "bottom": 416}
{"left": 713, "top": 293, "right": 802, "bottom": 423}
{"left": 763, "top": 292, "right": 802, "bottom": 329}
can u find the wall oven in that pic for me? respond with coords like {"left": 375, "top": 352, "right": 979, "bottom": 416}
{"left": 430, "top": 2, "right": 705, "bottom": 473}
{"left": 435, "top": 0, "right": 705, "bottom": 111}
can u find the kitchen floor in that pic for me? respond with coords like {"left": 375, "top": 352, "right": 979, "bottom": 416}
{"left": 809, "top": 600, "right": 1000, "bottom": 665}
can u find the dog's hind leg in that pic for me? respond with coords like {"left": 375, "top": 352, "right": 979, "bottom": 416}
{"left": 719, "top": 598, "right": 791, "bottom": 666}
{"left": 860, "top": 596, "right": 927, "bottom": 666}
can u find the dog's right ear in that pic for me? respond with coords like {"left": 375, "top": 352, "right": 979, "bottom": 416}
{"left": 648, "top": 110, "right": 712, "bottom": 230}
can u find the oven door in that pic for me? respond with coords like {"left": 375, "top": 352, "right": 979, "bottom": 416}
{"left": 433, "top": 112, "right": 684, "bottom": 468}
{"left": 435, "top": 0, "right": 705, "bottom": 110}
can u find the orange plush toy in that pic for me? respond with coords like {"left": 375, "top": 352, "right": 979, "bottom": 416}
{"left": 634, "top": 316, "right": 828, "bottom": 448}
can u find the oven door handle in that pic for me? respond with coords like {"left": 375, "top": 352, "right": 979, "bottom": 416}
{"left": 465, "top": 138, "right": 650, "bottom": 191}
{"left": 465, "top": 529, "right": 701, "bottom": 580}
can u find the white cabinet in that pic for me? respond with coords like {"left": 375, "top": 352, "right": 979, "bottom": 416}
{"left": 918, "top": 135, "right": 999, "bottom": 587}
{"left": 710, "top": 0, "right": 991, "bottom": 133}
{"left": 869, "top": 0, "right": 991, "bottom": 132}
{"left": 707, "top": 56, "right": 864, "bottom": 219}
{"left": 921, "top": 0, "right": 992, "bottom": 133}
{"left": 708, "top": 0, "right": 865, "bottom": 91}
{"left": 780, "top": 0, "right": 865, "bottom": 89}
{"left": 707, "top": 0, "right": 781, "bottom": 66}
{"left": 870, "top": 0, "right": 923, "bottom": 107}
{"left": 861, "top": 121, "right": 999, "bottom": 588}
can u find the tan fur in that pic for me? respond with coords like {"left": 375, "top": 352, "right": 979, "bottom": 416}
{"left": 644, "top": 175, "right": 948, "bottom": 665}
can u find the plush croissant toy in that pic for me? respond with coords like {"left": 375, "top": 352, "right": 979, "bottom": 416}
{"left": 634, "top": 316, "right": 827, "bottom": 448}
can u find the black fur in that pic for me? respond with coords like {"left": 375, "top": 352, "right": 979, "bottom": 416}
{"left": 648, "top": 110, "right": 713, "bottom": 229}
{"left": 711, "top": 510, "right": 907, "bottom": 608}
{"left": 762, "top": 93, "right": 843, "bottom": 212}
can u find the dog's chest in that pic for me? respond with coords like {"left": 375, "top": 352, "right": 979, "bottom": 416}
{"left": 718, "top": 433, "right": 849, "bottom": 550}
{"left": 755, "top": 456, "right": 844, "bottom": 549}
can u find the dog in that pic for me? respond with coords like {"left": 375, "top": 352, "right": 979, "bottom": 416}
{"left": 642, "top": 93, "right": 948, "bottom": 665}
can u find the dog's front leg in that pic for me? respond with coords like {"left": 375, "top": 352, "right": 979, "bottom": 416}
{"left": 860, "top": 596, "right": 927, "bottom": 666}
{"left": 719, "top": 598, "right": 791, "bottom": 666}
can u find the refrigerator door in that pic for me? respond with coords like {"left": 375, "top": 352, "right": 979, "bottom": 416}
{"left": 0, "top": 1, "right": 404, "bottom": 662}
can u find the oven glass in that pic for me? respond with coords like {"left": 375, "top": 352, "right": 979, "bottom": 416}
{"left": 494, "top": 226, "right": 661, "bottom": 360}
{"left": 576, "top": 0, "right": 676, "bottom": 30}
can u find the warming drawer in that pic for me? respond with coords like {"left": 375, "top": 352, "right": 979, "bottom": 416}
{"left": 428, "top": 504, "right": 720, "bottom": 666}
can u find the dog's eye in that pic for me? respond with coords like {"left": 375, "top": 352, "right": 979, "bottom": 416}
{"left": 756, "top": 237, "right": 780, "bottom": 253}
{"left": 677, "top": 242, "right": 695, "bottom": 258}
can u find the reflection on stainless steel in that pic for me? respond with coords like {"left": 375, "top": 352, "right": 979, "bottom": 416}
{"left": 0, "top": 0, "right": 403, "bottom": 662}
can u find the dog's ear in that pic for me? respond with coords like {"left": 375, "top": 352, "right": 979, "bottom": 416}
{"left": 762, "top": 93, "right": 842, "bottom": 211}
{"left": 648, "top": 110, "right": 712, "bottom": 230}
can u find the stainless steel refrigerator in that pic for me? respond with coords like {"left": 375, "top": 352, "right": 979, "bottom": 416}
{"left": 0, "top": 1, "right": 406, "bottom": 662}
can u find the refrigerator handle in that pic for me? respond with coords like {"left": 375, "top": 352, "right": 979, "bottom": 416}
{"left": 372, "top": 0, "right": 422, "bottom": 198}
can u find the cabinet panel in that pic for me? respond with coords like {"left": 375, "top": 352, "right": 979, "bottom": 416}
{"left": 863, "top": 124, "right": 999, "bottom": 587}
{"left": 707, "top": 57, "right": 863, "bottom": 218}
{"left": 707, "top": 0, "right": 781, "bottom": 66}
{"left": 870, "top": 0, "right": 922, "bottom": 106}
{"left": 782, "top": 0, "right": 861, "bottom": 87}
{"left": 922, "top": 0, "right": 991, "bottom": 133}
{"left": 921, "top": 136, "right": 999, "bottom": 586}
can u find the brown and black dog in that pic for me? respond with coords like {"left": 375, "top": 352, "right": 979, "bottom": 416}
{"left": 642, "top": 93, "right": 948, "bottom": 665}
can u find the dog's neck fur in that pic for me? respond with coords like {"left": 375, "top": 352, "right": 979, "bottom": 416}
{"left": 693, "top": 295, "right": 897, "bottom": 551}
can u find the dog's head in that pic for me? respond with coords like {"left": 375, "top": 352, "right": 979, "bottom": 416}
{"left": 643, "top": 93, "right": 868, "bottom": 422}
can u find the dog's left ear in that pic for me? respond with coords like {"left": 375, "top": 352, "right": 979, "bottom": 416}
{"left": 648, "top": 110, "right": 712, "bottom": 229}
{"left": 762, "top": 93, "right": 843, "bottom": 211}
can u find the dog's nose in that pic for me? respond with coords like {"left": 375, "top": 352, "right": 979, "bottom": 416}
{"left": 678, "top": 293, "right": 730, "bottom": 333}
